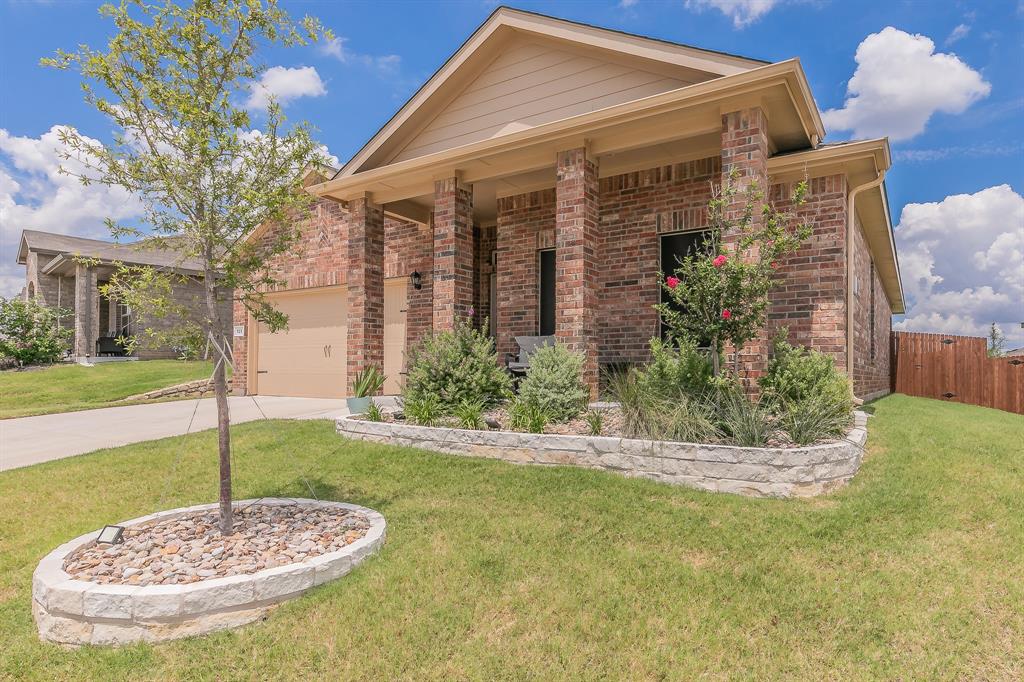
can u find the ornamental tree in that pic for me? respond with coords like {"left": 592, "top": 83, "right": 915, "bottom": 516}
{"left": 43, "top": 0, "right": 330, "bottom": 534}
{"left": 655, "top": 170, "right": 811, "bottom": 377}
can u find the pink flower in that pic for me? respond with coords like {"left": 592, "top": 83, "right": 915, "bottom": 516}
{"left": 666, "top": 276, "right": 680, "bottom": 289}
{"left": 721, "top": 309, "right": 732, "bottom": 320}
{"left": 713, "top": 254, "right": 727, "bottom": 268}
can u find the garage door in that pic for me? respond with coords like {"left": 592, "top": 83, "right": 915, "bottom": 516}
{"left": 256, "top": 287, "right": 348, "bottom": 398}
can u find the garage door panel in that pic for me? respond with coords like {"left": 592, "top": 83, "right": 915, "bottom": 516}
{"left": 383, "top": 278, "right": 408, "bottom": 395}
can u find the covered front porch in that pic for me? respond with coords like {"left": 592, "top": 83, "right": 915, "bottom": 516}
{"left": 38, "top": 257, "right": 134, "bottom": 362}
{"left": 313, "top": 86, "right": 816, "bottom": 397}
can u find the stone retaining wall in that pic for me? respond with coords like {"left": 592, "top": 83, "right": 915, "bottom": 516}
{"left": 337, "top": 413, "right": 869, "bottom": 498}
{"left": 119, "top": 377, "right": 214, "bottom": 402}
{"left": 33, "top": 499, "right": 385, "bottom": 646}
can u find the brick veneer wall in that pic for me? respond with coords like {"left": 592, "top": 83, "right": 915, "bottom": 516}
{"left": 474, "top": 224, "right": 496, "bottom": 330}
{"left": 132, "top": 276, "right": 232, "bottom": 360}
{"left": 598, "top": 158, "right": 718, "bottom": 365}
{"left": 231, "top": 196, "right": 431, "bottom": 395}
{"left": 851, "top": 215, "right": 893, "bottom": 398}
{"left": 495, "top": 188, "right": 556, "bottom": 359}
{"left": 346, "top": 197, "right": 385, "bottom": 393}
{"left": 767, "top": 175, "right": 849, "bottom": 368}
{"left": 432, "top": 176, "right": 475, "bottom": 330}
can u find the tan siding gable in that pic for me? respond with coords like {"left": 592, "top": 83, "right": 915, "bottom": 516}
{"left": 390, "top": 37, "right": 694, "bottom": 163}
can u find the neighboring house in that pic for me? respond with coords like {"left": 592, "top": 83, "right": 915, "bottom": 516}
{"left": 16, "top": 229, "right": 231, "bottom": 361}
{"left": 233, "top": 7, "right": 903, "bottom": 401}
{"left": 1006, "top": 347, "right": 1024, "bottom": 357}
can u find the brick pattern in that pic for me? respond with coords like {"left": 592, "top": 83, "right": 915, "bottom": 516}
{"left": 496, "top": 188, "right": 556, "bottom": 359}
{"left": 474, "top": 224, "right": 497, "bottom": 329}
{"left": 555, "top": 147, "right": 601, "bottom": 395}
{"left": 721, "top": 107, "right": 770, "bottom": 387}
{"left": 598, "top": 158, "right": 719, "bottom": 365}
{"left": 851, "top": 216, "right": 893, "bottom": 398}
{"left": 73, "top": 264, "right": 98, "bottom": 357}
{"left": 767, "top": 175, "right": 849, "bottom": 368}
{"left": 346, "top": 196, "right": 385, "bottom": 394}
{"left": 432, "top": 176, "right": 475, "bottom": 330}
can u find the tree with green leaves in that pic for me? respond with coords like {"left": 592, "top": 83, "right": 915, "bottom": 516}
{"left": 655, "top": 171, "right": 811, "bottom": 377}
{"left": 44, "top": 0, "right": 331, "bottom": 534}
{"left": 987, "top": 322, "right": 1006, "bottom": 357}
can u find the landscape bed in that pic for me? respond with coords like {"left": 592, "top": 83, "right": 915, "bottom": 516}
{"left": 32, "top": 499, "right": 386, "bottom": 646}
{"left": 338, "top": 411, "right": 869, "bottom": 498}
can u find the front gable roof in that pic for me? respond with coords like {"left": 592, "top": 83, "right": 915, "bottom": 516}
{"left": 338, "top": 6, "right": 766, "bottom": 177}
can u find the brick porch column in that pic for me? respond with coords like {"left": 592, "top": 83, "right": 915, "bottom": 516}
{"left": 347, "top": 195, "right": 385, "bottom": 394}
{"left": 721, "top": 106, "right": 770, "bottom": 388}
{"left": 555, "top": 147, "right": 600, "bottom": 398}
{"left": 73, "top": 263, "right": 98, "bottom": 358}
{"left": 432, "top": 175, "right": 474, "bottom": 331}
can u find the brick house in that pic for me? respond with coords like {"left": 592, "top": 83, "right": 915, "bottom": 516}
{"left": 16, "top": 229, "right": 231, "bottom": 361}
{"left": 233, "top": 7, "right": 903, "bottom": 401}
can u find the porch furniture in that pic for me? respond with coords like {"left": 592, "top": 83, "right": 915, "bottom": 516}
{"left": 505, "top": 335, "right": 554, "bottom": 378}
{"left": 96, "top": 335, "right": 126, "bottom": 357}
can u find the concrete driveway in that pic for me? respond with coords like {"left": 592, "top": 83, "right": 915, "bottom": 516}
{"left": 0, "top": 396, "right": 358, "bottom": 472}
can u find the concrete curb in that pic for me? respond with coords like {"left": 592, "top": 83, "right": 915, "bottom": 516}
{"left": 337, "top": 412, "right": 869, "bottom": 498}
{"left": 33, "top": 498, "right": 386, "bottom": 646}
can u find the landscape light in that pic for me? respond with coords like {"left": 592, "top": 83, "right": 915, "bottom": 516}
{"left": 96, "top": 525, "right": 124, "bottom": 545}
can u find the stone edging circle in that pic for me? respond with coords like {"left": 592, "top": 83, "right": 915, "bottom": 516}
{"left": 338, "top": 412, "right": 869, "bottom": 498}
{"left": 33, "top": 499, "right": 386, "bottom": 646}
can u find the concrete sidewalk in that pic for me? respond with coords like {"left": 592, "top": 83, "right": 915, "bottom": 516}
{"left": 0, "top": 396, "right": 355, "bottom": 472}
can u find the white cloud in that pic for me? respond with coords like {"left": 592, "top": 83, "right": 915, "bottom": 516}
{"left": 894, "top": 185, "right": 1024, "bottom": 346}
{"left": 246, "top": 66, "right": 327, "bottom": 111}
{"left": 684, "top": 0, "right": 783, "bottom": 28}
{"left": 0, "top": 125, "right": 145, "bottom": 297}
{"left": 945, "top": 23, "right": 970, "bottom": 46}
{"left": 894, "top": 142, "right": 1023, "bottom": 162}
{"left": 619, "top": 0, "right": 640, "bottom": 8}
{"left": 822, "top": 27, "right": 991, "bottom": 141}
{"left": 319, "top": 37, "right": 401, "bottom": 74}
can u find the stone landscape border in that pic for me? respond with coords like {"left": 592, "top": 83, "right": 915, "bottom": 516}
{"left": 338, "top": 412, "right": 869, "bottom": 498}
{"left": 33, "top": 498, "right": 386, "bottom": 646}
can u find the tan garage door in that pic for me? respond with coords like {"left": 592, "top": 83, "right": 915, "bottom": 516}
{"left": 383, "top": 278, "right": 408, "bottom": 395}
{"left": 256, "top": 287, "right": 347, "bottom": 398}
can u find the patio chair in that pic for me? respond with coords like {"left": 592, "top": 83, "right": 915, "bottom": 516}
{"left": 96, "top": 335, "right": 126, "bottom": 357}
{"left": 505, "top": 335, "right": 554, "bottom": 378}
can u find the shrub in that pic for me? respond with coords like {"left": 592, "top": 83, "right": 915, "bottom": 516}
{"left": 606, "top": 366, "right": 720, "bottom": 443}
{"left": 637, "top": 337, "right": 714, "bottom": 399}
{"left": 453, "top": 398, "right": 486, "bottom": 430}
{"left": 0, "top": 297, "right": 72, "bottom": 365}
{"left": 403, "top": 316, "right": 511, "bottom": 413}
{"left": 759, "top": 332, "right": 853, "bottom": 444}
{"left": 715, "top": 388, "right": 775, "bottom": 447}
{"left": 585, "top": 410, "right": 603, "bottom": 436}
{"left": 779, "top": 392, "right": 851, "bottom": 445}
{"left": 507, "top": 398, "right": 549, "bottom": 434}
{"left": 402, "top": 393, "right": 442, "bottom": 427}
{"left": 515, "top": 342, "right": 588, "bottom": 423}
{"left": 365, "top": 401, "right": 384, "bottom": 422}
{"left": 352, "top": 365, "right": 386, "bottom": 398}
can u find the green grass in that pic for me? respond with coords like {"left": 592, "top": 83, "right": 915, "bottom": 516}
{"left": 1, "top": 394, "right": 1021, "bottom": 679}
{"left": 0, "top": 360, "right": 214, "bottom": 418}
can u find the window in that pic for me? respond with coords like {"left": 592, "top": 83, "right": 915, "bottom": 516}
{"left": 538, "top": 248, "right": 556, "bottom": 336}
{"left": 869, "top": 260, "right": 876, "bottom": 361}
{"left": 659, "top": 230, "right": 712, "bottom": 340}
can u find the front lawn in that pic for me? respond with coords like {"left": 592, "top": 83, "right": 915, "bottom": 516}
{"left": 0, "top": 360, "right": 214, "bottom": 418}
{"left": 0, "top": 394, "right": 1021, "bottom": 679}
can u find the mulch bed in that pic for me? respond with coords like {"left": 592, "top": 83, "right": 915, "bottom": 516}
{"left": 63, "top": 502, "right": 369, "bottom": 586}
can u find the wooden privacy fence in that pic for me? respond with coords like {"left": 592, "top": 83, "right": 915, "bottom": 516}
{"left": 891, "top": 331, "right": 1023, "bottom": 414}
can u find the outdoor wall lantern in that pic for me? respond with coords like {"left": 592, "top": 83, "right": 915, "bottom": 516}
{"left": 410, "top": 271, "right": 423, "bottom": 290}
{"left": 96, "top": 525, "right": 125, "bottom": 545}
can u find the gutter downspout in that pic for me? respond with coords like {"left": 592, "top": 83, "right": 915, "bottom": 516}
{"left": 846, "top": 168, "right": 886, "bottom": 387}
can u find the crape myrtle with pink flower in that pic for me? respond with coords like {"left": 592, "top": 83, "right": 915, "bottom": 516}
{"left": 656, "top": 170, "right": 811, "bottom": 377}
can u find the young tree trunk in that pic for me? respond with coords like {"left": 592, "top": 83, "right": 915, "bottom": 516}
{"left": 204, "top": 269, "right": 232, "bottom": 535}
{"left": 711, "top": 336, "right": 721, "bottom": 377}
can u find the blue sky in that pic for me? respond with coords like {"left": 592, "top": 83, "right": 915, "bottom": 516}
{"left": 1, "top": 0, "right": 1022, "bottom": 345}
